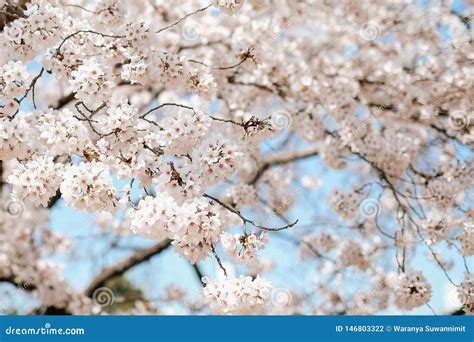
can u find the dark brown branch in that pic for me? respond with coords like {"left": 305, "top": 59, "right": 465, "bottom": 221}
{"left": 0, "top": 276, "right": 36, "bottom": 291}
{"left": 0, "top": 1, "right": 28, "bottom": 32}
{"left": 210, "top": 244, "right": 227, "bottom": 277}
{"left": 47, "top": 189, "right": 62, "bottom": 208}
{"left": 249, "top": 146, "right": 320, "bottom": 185}
{"left": 54, "top": 92, "right": 76, "bottom": 110}
{"left": 17, "top": 67, "right": 44, "bottom": 109}
{"left": 84, "top": 238, "right": 172, "bottom": 297}
{"left": 191, "top": 263, "right": 205, "bottom": 286}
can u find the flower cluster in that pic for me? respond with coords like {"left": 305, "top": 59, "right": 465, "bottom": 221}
{"left": 223, "top": 183, "right": 258, "bottom": 209}
{"left": 36, "top": 108, "right": 91, "bottom": 156}
{"left": 421, "top": 213, "right": 451, "bottom": 244}
{"left": 130, "top": 195, "right": 222, "bottom": 263}
{"left": 329, "top": 189, "right": 362, "bottom": 221}
{"left": 395, "top": 272, "right": 432, "bottom": 310}
{"left": 157, "top": 52, "right": 186, "bottom": 85}
{"left": 2, "top": 1, "right": 63, "bottom": 62}
{"left": 129, "top": 193, "right": 180, "bottom": 239}
{"left": 23, "top": 1, "right": 62, "bottom": 42}
{"left": 221, "top": 232, "right": 267, "bottom": 264}
{"left": 152, "top": 162, "right": 202, "bottom": 201}
{"left": 337, "top": 241, "right": 370, "bottom": 271}
{"left": 202, "top": 275, "right": 272, "bottom": 314}
{"left": 155, "top": 108, "right": 211, "bottom": 156}
{"left": 0, "top": 60, "right": 30, "bottom": 100}
{"left": 292, "top": 106, "right": 326, "bottom": 143}
{"left": 172, "top": 198, "right": 223, "bottom": 264}
{"left": 214, "top": 0, "right": 244, "bottom": 15}
{"left": 60, "top": 162, "right": 117, "bottom": 213}
{"left": 457, "top": 222, "right": 473, "bottom": 257}
{"left": 425, "top": 178, "right": 454, "bottom": 209}
{"left": 95, "top": 102, "right": 157, "bottom": 182}
{"left": 356, "top": 129, "right": 414, "bottom": 179}
{"left": 121, "top": 55, "right": 147, "bottom": 84}
{"left": 0, "top": 193, "right": 90, "bottom": 314}
{"left": 7, "top": 156, "right": 63, "bottom": 207}
{"left": 0, "top": 112, "right": 35, "bottom": 160}
{"left": 70, "top": 60, "right": 114, "bottom": 103}
{"left": 321, "top": 137, "right": 347, "bottom": 170}
{"left": 186, "top": 70, "right": 216, "bottom": 99}
{"left": 191, "top": 134, "right": 243, "bottom": 187}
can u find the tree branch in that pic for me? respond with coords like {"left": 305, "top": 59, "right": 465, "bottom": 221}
{"left": 84, "top": 238, "right": 172, "bottom": 297}
{"left": 248, "top": 146, "right": 320, "bottom": 185}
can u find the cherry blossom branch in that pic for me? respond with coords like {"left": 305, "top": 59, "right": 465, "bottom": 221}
{"left": 177, "top": 37, "right": 228, "bottom": 53}
{"left": 343, "top": 135, "right": 461, "bottom": 285}
{"left": 227, "top": 77, "right": 278, "bottom": 96}
{"left": 17, "top": 67, "right": 44, "bottom": 109}
{"left": 141, "top": 102, "right": 271, "bottom": 133}
{"left": 208, "top": 114, "right": 273, "bottom": 133}
{"left": 191, "top": 263, "right": 205, "bottom": 286}
{"left": 210, "top": 244, "right": 228, "bottom": 277}
{"left": 74, "top": 101, "right": 110, "bottom": 137}
{"left": 187, "top": 48, "right": 255, "bottom": 70}
{"left": 64, "top": 4, "right": 101, "bottom": 14}
{"left": 429, "top": 123, "right": 473, "bottom": 151}
{"left": 140, "top": 102, "right": 194, "bottom": 118}
{"left": 155, "top": 4, "right": 212, "bottom": 34}
{"left": 249, "top": 146, "right": 320, "bottom": 185}
{"left": 55, "top": 30, "right": 125, "bottom": 56}
{"left": 187, "top": 57, "right": 248, "bottom": 70}
{"left": 203, "top": 193, "right": 298, "bottom": 232}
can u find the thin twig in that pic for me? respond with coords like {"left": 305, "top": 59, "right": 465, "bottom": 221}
{"left": 204, "top": 193, "right": 298, "bottom": 232}
{"left": 156, "top": 4, "right": 212, "bottom": 34}
{"left": 210, "top": 244, "right": 227, "bottom": 277}
{"left": 55, "top": 30, "right": 124, "bottom": 57}
{"left": 187, "top": 54, "right": 249, "bottom": 70}
{"left": 140, "top": 102, "right": 194, "bottom": 118}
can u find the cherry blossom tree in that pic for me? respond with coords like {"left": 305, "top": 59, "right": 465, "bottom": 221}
{"left": 0, "top": 0, "right": 472, "bottom": 315}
